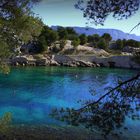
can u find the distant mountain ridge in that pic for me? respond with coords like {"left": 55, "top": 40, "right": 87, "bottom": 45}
{"left": 51, "top": 26, "right": 140, "bottom": 41}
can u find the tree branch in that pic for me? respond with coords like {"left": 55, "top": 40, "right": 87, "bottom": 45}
{"left": 0, "top": 1, "right": 9, "bottom": 8}
{"left": 77, "top": 73, "right": 140, "bottom": 112}
{"left": 129, "top": 22, "right": 140, "bottom": 34}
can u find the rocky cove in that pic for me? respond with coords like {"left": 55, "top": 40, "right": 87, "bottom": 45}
{"left": 9, "top": 54, "right": 140, "bottom": 69}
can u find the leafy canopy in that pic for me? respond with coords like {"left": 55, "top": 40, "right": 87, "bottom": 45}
{"left": 75, "top": 0, "right": 140, "bottom": 25}
{"left": 0, "top": 0, "right": 43, "bottom": 57}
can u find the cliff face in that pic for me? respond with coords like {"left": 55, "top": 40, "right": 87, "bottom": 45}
{"left": 10, "top": 54, "right": 140, "bottom": 69}
{"left": 53, "top": 55, "right": 140, "bottom": 69}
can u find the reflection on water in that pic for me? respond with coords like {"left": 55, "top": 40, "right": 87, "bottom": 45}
{"left": 0, "top": 67, "right": 139, "bottom": 131}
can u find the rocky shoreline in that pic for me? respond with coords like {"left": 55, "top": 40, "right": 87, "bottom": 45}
{"left": 8, "top": 54, "right": 140, "bottom": 69}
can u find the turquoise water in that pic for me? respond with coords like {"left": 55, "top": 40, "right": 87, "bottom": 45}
{"left": 0, "top": 67, "right": 139, "bottom": 129}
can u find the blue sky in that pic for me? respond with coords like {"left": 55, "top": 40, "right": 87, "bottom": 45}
{"left": 33, "top": 0, "right": 140, "bottom": 35}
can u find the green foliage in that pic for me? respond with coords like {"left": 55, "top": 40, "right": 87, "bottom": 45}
{"left": 0, "top": 0, "right": 42, "bottom": 59}
{"left": 79, "top": 34, "right": 87, "bottom": 45}
{"left": 67, "top": 34, "right": 78, "bottom": 41}
{"left": 66, "top": 27, "right": 77, "bottom": 36}
{"left": 125, "top": 39, "right": 140, "bottom": 48}
{"left": 57, "top": 27, "right": 68, "bottom": 40}
{"left": 92, "top": 34, "right": 100, "bottom": 42}
{"left": 53, "top": 27, "right": 78, "bottom": 41}
{"left": 0, "top": 113, "right": 12, "bottom": 134}
{"left": 87, "top": 34, "right": 100, "bottom": 47}
{"left": 87, "top": 35, "right": 93, "bottom": 43}
{"left": 72, "top": 37, "right": 80, "bottom": 47}
{"left": 0, "top": 0, "right": 42, "bottom": 43}
{"left": 110, "top": 39, "right": 140, "bottom": 51}
{"left": 59, "top": 40, "right": 66, "bottom": 49}
{"left": 19, "top": 16, "right": 43, "bottom": 43}
{"left": 115, "top": 39, "right": 123, "bottom": 50}
{"left": 102, "top": 33, "right": 112, "bottom": 45}
{"left": 97, "top": 38, "right": 107, "bottom": 50}
{"left": 36, "top": 26, "right": 58, "bottom": 53}
{"left": 35, "top": 40, "right": 48, "bottom": 54}
{"left": 0, "top": 39, "right": 11, "bottom": 74}
{"left": 75, "top": 0, "right": 139, "bottom": 25}
{"left": 122, "top": 39, "right": 127, "bottom": 47}
{"left": 40, "top": 26, "right": 58, "bottom": 46}
{"left": 0, "top": 40, "right": 11, "bottom": 58}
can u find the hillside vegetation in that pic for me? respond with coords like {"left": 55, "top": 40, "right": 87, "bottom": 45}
{"left": 19, "top": 26, "right": 140, "bottom": 57}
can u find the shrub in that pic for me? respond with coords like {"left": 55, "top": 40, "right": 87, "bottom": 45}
{"left": 97, "top": 38, "right": 107, "bottom": 50}
{"left": 37, "top": 36, "right": 48, "bottom": 53}
{"left": 0, "top": 113, "right": 12, "bottom": 134}
{"left": 0, "top": 40, "right": 10, "bottom": 58}
{"left": 88, "top": 34, "right": 100, "bottom": 47}
{"left": 92, "top": 34, "right": 100, "bottom": 42}
{"left": 79, "top": 34, "right": 87, "bottom": 45}
{"left": 57, "top": 27, "right": 68, "bottom": 40}
{"left": 59, "top": 40, "right": 66, "bottom": 49}
{"left": 102, "top": 33, "right": 112, "bottom": 42}
{"left": 125, "top": 39, "right": 140, "bottom": 48}
{"left": 66, "top": 27, "right": 77, "bottom": 36}
{"left": 71, "top": 37, "right": 80, "bottom": 47}
{"left": 39, "top": 26, "right": 58, "bottom": 46}
{"left": 115, "top": 39, "right": 123, "bottom": 50}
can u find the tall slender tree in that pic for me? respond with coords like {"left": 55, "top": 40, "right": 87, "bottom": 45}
{"left": 0, "top": 0, "right": 43, "bottom": 72}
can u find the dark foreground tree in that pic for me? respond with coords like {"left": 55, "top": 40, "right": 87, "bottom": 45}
{"left": 51, "top": 74, "right": 140, "bottom": 137}
{"left": 0, "top": 0, "right": 43, "bottom": 73}
{"left": 75, "top": 0, "right": 140, "bottom": 25}
{"left": 0, "top": 0, "right": 42, "bottom": 40}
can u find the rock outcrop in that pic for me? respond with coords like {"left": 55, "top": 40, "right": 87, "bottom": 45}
{"left": 11, "top": 56, "right": 29, "bottom": 66}
{"left": 10, "top": 54, "right": 140, "bottom": 69}
{"left": 76, "top": 45, "right": 109, "bottom": 57}
{"left": 67, "top": 55, "right": 140, "bottom": 69}
{"left": 123, "top": 46, "right": 140, "bottom": 53}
